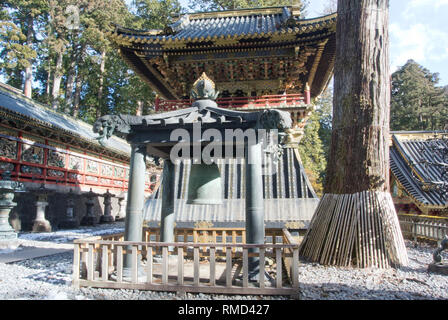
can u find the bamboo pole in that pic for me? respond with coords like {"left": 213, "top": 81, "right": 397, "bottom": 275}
{"left": 300, "top": 191, "right": 409, "bottom": 268}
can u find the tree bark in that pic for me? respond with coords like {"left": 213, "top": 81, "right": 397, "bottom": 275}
{"left": 23, "top": 15, "right": 34, "bottom": 98}
{"left": 73, "top": 70, "right": 83, "bottom": 118}
{"left": 299, "top": 0, "right": 408, "bottom": 268}
{"left": 51, "top": 50, "right": 64, "bottom": 110}
{"left": 136, "top": 100, "right": 143, "bottom": 116}
{"left": 64, "top": 58, "right": 76, "bottom": 114}
{"left": 96, "top": 50, "right": 107, "bottom": 118}
{"left": 45, "top": 68, "right": 51, "bottom": 103}
{"left": 325, "top": 0, "right": 391, "bottom": 194}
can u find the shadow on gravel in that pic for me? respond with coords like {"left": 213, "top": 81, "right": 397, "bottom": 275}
{"left": 298, "top": 282, "right": 441, "bottom": 300}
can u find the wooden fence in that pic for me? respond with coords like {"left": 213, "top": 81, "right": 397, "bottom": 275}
{"left": 398, "top": 214, "right": 448, "bottom": 242}
{"left": 72, "top": 228, "right": 299, "bottom": 295}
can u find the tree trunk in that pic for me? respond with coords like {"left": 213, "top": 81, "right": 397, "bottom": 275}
{"left": 51, "top": 51, "right": 64, "bottom": 110}
{"left": 136, "top": 100, "right": 143, "bottom": 116}
{"left": 67, "top": 42, "right": 86, "bottom": 115}
{"left": 300, "top": 0, "right": 408, "bottom": 268}
{"left": 96, "top": 50, "right": 106, "bottom": 118}
{"left": 45, "top": 68, "right": 51, "bottom": 103}
{"left": 64, "top": 58, "right": 76, "bottom": 114}
{"left": 73, "top": 71, "right": 83, "bottom": 118}
{"left": 23, "top": 15, "right": 33, "bottom": 98}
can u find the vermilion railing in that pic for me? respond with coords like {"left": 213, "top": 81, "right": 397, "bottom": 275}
{"left": 155, "top": 93, "right": 309, "bottom": 112}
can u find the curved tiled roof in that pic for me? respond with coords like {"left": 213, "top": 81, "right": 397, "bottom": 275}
{"left": 0, "top": 83, "right": 131, "bottom": 157}
{"left": 390, "top": 132, "right": 448, "bottom": 208}
{"left": 110, "top": 8, "right": 336, "bottom": 45}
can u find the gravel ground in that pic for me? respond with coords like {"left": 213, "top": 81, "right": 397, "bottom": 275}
{"left": 0, "top": 223, "right": 446, "bottom": 300}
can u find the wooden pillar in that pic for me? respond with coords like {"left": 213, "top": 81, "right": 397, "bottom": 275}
{"left": 305, "top": 83, "right": 311, "bottom": 105}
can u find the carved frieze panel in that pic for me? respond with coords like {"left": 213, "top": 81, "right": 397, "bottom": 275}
{"left": 86, "top": 160, "right": 98, "bottom": 174}
{"left": 86, "top": 176, "right": 98, "bottom": 182}
{"left": 48, "top": 150, "right": 66, "bottom": 168}
{"left": 69, "top": 155, "right": 83, "bottom": 170}
{"left": 47, "top": 169, "right": 64, "bottom": 178}
{"left": 21, "top": 165, "right": 43, "bottom": 175}
{"left": 101, "top": 178, "right": 112, "bottom": 185}
{"left": 101, "top": 164, "right": 113, "bottom": 177}
{"left": 21, "top": 144, "right": 44, "bottom": 164}
{"left": 114, "top": 166, "right": 125, "bottom": 178}
{"left": 68, "top": 173, "right": 81, "bottom": 181}
{"left": 0, "top": 161, "right": 14, "bottom": 171}
{"left": 0, "top": 137, "right": 17, "bottom": 159}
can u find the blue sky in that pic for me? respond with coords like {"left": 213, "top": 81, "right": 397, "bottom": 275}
{"left": 306, "top": 0, "right": 448, "bottom": 86}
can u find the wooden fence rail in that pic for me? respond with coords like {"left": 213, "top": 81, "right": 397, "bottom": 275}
{"left": 73, "top": 229, "right": 299, "bottom": 295}
{"left": 398, "top": 214, "right": 448, "bottom": 242}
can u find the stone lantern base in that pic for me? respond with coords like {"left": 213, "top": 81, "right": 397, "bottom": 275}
{"left": 81, "top": 215, "right": 98, "bottom": 226}
{"left": 100, "top": 215, "right": 115, "bottom": 223}
{"left": 428, "top": 263, "right": 448, "bottom": 275}
{"left": 32, "top": 220, "right": 52, "bottom": 233}
{"left": 59, "top": 219, "right": 79, "bottom": 229}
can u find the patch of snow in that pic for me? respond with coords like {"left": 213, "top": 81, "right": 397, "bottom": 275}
{"left": 0, "top": 247, "right": 23, "bottom": 255}
{"left": 18, "top": 227, "right": 124, "bottom": 243}
{"left": 44, "top": 291, "right": 69, "bottom": 300}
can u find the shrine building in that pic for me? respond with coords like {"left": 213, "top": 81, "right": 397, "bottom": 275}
{"left": 390, "top": 131, "right": 448, "bottom": 216}
{"left": 0, "top": 82, "right": 160, "bottom": 231}
{"left": 107, "top": 6, "right": 337, "bottom": 230}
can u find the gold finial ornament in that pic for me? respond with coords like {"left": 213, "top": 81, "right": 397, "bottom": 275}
{"left": 190, "top": 72, "right": 219, "bottom": 101}
{"left": 193, "top": 72, "right": 215, "bottom": 89}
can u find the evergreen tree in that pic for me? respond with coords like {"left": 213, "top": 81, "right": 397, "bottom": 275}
{"left": 298, "top": 84, "right": 333, "bottom": 196}
{"left": 1, "top": 0, "right": 47, "bottom": 95}
{"left": 391, "top": 60, "right": 448, "bottom": 131}
{"left": 298, "top": 110, "right": 327, "bottom": 196}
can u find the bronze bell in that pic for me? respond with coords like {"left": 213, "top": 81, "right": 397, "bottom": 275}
{"left": 187, "top": 163, "right": 223, "bottom": 205}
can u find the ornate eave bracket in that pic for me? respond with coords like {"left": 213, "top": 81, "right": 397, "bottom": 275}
{"left": 93, "top": 114, "right": 133, "bottom": 146}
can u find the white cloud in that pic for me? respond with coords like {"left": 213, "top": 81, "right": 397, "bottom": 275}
{"left": 389, "top": 23, "right": 448, "bottom": 73}
{"left": 404, "top": 0, "right": 448, "bottom": 16}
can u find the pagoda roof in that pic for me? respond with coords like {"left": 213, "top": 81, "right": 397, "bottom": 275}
{"left": 107, "top": 7, "right": 336, "bottom": 100}
{"left": 110, "top": 7, "right": 335, "bottom": 46}
{"left": 390, "top": 131, "right": 448, "bottom": 209}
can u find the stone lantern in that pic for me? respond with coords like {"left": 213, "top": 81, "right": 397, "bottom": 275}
{"left": 0, "top": 171, "right": 24, "bottom": 240}
{"left": 81, "top": 188, "right": 99, "bottom": 226}
{"left": 59, "top": 189, "right": 79, "bottom": 229}
{"left": 31, "top": 184, "right": 54, "bottom": 232}
{"left": 100, "top": 189, "right": 115, "bottom": 223}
